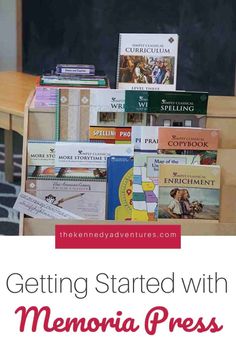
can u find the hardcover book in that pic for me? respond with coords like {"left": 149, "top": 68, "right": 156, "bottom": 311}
{"left": 106, "top": 156, "right": 134, "bottom": 220}
{"left": 158, "top": 127, "right": 219, "bottom": 165}
{"left": 158, "top": 164, "right": 221, "bottom": 220}
{"left": 132, "top": 154, "right": 200, "bottom": 221}
{"left": 116, "top": 33, "right": 178, "bottom": 91}
{"left": 25, "top": 179, "right": 106, "bottom": 220}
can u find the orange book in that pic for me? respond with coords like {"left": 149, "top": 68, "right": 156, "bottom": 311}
{"left": 158, "top": 127, "right": 219, "bottom": 165}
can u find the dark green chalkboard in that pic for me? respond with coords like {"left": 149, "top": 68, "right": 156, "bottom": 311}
{"left": 23, "top": 0, "right": 236, "bottom": 95}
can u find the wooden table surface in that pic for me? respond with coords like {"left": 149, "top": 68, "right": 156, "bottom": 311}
{"left": 0, "top": 71, "right": 37, "bottom": 117}
{"left": 0, "top": 71, "right": 37, "bottom": 182}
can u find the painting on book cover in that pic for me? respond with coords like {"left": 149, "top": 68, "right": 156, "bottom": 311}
{"left": 119, "top": 55, "right": 175, "bottom": 86}
{"left": 157, "top": 150, "right": 217, "bottom": 165}
{"left": 27, "top": 166, "right": 107, "bottom": 179}
{"left": 158, "top": 187, "right": 220, "bottom": 220}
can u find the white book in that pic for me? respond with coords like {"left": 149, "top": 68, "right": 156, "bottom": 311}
{"left": 116, "top": 33, "right": 178, "bottom": 91}
{"left": 131, "top": 126, "right": 159, "bottom": 151}
{"left": 55, "top": 142, "right": 134, "bottom": 168}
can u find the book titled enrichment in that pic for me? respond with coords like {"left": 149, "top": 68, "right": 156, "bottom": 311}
{"left": 158, "top": 164, "right": 221, "bottom": 220}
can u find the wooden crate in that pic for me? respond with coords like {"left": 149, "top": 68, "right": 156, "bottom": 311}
{"left": 20, "top": 94, "right": 236, "bottom": 235}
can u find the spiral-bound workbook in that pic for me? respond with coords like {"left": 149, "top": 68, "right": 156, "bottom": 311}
{"left": 116, "top": 33, "right": 179, "bottom": 91}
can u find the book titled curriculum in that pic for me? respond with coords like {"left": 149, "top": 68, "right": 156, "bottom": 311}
{"left": 158, "top": 164, "right": 220, "bottom": 220}
{"left": 158, "top": 127, "right": 219, "bottom": 165}
{"left": 116, "top": 33, "right": 178, "bottom": 91}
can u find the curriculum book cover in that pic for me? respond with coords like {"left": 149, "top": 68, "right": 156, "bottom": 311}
{"left": 107, "top": 156, "right": 133, "bottom": 220}
{"left": 158, "top": 127, "right": 219, "bottom": 165}
{"left": 116, "top": 33, "right": 178, "bottom": 91}
{"left": 158, "top": 164, "right": 220, "bottom": 220}
{"left": 132, "top": 154, "right": 200, "bottom": 222}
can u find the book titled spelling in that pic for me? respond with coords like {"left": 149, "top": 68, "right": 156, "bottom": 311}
{"left": 106, "top": 156, "right": 133, "bottom": 221}
{"left": 158, "top": 164, "right": 221, "bottom": 220}
{"left": 89, "top": 126, "right": 131, "bottom": 144}
{"left": 116, "top": 33, "right": 178, "bottom": 91}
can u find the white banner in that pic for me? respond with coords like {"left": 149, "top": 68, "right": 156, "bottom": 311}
{"left": 0, "top": 236, "right": 234, "bottom": 353}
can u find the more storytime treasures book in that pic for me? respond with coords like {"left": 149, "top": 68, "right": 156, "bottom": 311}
{"left": 117, "top": 33, "right": 178, "bottom": 91}
{"left": 28, "top": 141, "right": 134, "bottom": 179}
{"left": 27, "top": 141, "right": 107, "bottom": 180}
{"left": 106, "top": 156, "right": 134, "bottom": 220}
{"left": 158, "top": 164, "right": 221, "bottom": 220}
{"left": 132, "top": 154, "right": 200, "bottom": 221}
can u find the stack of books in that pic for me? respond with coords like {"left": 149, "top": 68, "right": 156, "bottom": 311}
{"left": 34, "top": 64, "right": 109, "bottom": 108}
{"left": 40, "top": 64, "right": 109, "bottom": 88}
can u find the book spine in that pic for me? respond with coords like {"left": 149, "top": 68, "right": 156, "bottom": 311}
{"left": 41, "top": 78, "right": 106, "bottom": 86}
{"left": 116, "top": 33, "right": 122, "bottom": 89}
{"left": 56, "top": 64, "right": 95, "bottom": 75}
{"left": 55, "top": 89, "right": 61, "bottom": 141}
{"left": 58, "top": 68, "right": 95, "bottom": 75}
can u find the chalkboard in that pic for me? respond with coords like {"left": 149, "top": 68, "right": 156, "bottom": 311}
{"left": 23, "top": 0, "right": 236, "bottom": 95}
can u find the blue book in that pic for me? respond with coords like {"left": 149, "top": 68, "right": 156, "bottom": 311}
{"left": 107, "top": 156, "right": 133, "bottom": 220}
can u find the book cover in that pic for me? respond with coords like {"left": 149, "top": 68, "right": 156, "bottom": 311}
{"left": 116, "top": 33, "right": 178, "bottom": 91}
{"left": 106, "top": 156, "right": 134, "bottom": 220}
{"left": 27, "top": 141, "right": 107, "bottom": 179}
{"left": 132, "top": 154, "right": 200, "bottom": 221}
{"left": 89, "top": 126, "right": 131, "bottom": 144}
{"left": 55, "top": 142, "right": 134, "bottom": 168}
{"left": 131, "top": 126, "right": 159, "bottom": 151}
{"left": 27, "top": 141, "right": 55, "bottom": 166}
{"left": 56, "top": 88, "right": 91, "bottom": 141}
{"left": 158, "top": 164, "right": 221, "bottom": 220}
{"left": 148, "top": 91, "right": 208, "bottom": 115}
{"left": 158, "top": 127, "right": 220, "bottom": 164}
{"left": 27, "top": 166, "right": 107, "bottom": 179}
{"left": 25, "top": 179, "right": 106, "bottom": 220}
{"left": 89, "top": 89, "right": 126, "bottom": 127}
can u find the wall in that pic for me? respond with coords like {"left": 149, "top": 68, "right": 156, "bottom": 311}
{"left": 0, "top": 0, "right": 17, "bottom": 71}
{"left": 22, "top": 0, "right": 236, "bottom": 95}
